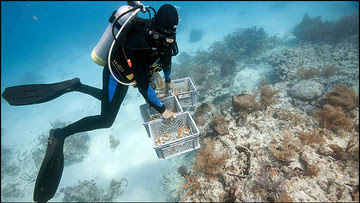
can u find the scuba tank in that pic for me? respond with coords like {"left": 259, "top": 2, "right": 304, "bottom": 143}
{"left": 92, "top": 1, "right": 158, "bottom": 86}
{"left": 91, "top": 5, "right": 136, "bottom": 66}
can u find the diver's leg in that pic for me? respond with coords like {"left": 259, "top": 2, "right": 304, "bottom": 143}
{"left": 72, "top": 82, "right": 103, "bottom": 101}
{"left": 33, "top": 64, "right": 127, "bottom": 202}
{"left": 53, "top": 64, "right": 128, "bottom": 139}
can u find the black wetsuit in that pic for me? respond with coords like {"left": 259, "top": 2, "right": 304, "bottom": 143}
{"left": 53, "top": 17, "right": 178, "bottom": 140}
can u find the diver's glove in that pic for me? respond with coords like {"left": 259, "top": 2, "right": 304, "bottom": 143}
{"left": 165, "top": 82, "right": 173, "bottom": 97}
{"left": 162, "top": 109, "right": 176, "bottom": 125}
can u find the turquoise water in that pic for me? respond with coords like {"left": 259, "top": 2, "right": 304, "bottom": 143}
{"left": 1, "top": 1, "right": 358, "bottom": 202}
{"left": 1, "top": 1, "right": 358, "bottom": 86}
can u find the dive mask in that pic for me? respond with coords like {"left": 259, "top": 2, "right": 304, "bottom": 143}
{"left": 151, "top": 29, "right": 176, "bottom": 44}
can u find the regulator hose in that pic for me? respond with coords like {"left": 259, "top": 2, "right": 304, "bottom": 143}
{"left": 108, "top": 4, "right": 157, "bottom": 86}
{"left": 108, "top": 8, "right": 141, "bottom": 86}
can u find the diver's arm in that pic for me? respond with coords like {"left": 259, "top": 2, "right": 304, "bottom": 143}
{"left": 124, "top": 29, "right": 167, "bottom": 113}
{"left": 164, "top": 70, "right": 171, "bottom": 83}
{"left": 161, "top": 54, "right": 172, "bottom": 83}
{"left": 162, "top": 41, "right": 178, "bottom": 83}
{"left": 131, "top": 51, "right": 166, "bottom": 114}
{"left": 160, "top": 54, "right": 173, "bottom": 96}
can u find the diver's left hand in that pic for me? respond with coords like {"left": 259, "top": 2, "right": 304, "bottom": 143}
{"left": 165, "top": 82, "right": 173, "bottom": 97}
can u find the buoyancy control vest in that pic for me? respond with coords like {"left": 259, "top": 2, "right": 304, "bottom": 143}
{"left": 110, "top": 17, "right": 156, "bottom": 85}
{"left": 111, "top": 17, "right": 179, "bottom": 86}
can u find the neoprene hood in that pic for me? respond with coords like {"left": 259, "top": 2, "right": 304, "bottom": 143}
{"left": 154, "top": 4, "right": 179, "bottom": 37}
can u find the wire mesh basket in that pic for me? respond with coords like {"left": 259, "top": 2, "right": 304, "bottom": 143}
{"left": 148, "top": 112, "right": 200, "bottom": 159}
{"left": 139, "top": 95, "right": 183, "bottom": 137}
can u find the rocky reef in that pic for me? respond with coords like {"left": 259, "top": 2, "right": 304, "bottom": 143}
{"left": 59, "top": 177, "right": 128, "bottom": 202}
{"left": 293, "top": 12, "right": 359, "bottom": 42}
{"left": 266, "top": 35, "right": 359, "bottom": 83}
{"left": 31, "top": 119, "right": 91, "bottom": 167}
{"left": 179, "top": 85, "right": 358, "bottom": 202}
{"left": 1, "top": 146, "right": 18, "bottom": 179}
{"left": 1, "top": 146, "right": 24, "bottom": 199}
{"left": 174, "top": 12, "right": 359, "bottom": 202}
{"left": 1, "top": 183, "right": 24, "bottom": 199}
{"left": 109, "top": 134, "right": 120, "bottom": 151}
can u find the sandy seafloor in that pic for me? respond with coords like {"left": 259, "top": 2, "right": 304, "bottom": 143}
{"left": 1, "top": 1, "right": 359, "bottom": 202}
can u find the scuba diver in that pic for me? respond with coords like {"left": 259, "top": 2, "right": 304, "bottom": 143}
{"left": 2, "top": 2, "right": 179, "bottom": 202}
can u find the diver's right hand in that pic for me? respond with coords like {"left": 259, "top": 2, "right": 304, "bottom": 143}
{"left": 162, "top": 109, "right": 176, "bottom": 124}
